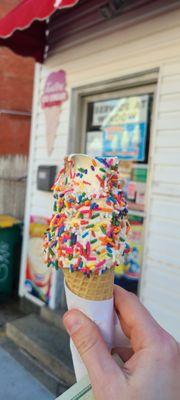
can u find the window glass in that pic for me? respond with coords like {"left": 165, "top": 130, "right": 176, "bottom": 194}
{"left": 85, "top": 93, "right": 153, "bottom": 294}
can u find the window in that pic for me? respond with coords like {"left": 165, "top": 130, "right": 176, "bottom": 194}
{"left": 78, "top": 82, "right": 155, "bottom": 294}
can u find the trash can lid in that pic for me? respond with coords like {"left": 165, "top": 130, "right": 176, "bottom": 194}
{"left": 0, "top": 215, "right": 20, "bottom": 228}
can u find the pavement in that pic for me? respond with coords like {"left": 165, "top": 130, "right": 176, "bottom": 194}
{"left": 0, "top": 299, "right": 55, "bottom": 399}
{"left": 0, "top": 298, "right": 74, "bottom": 398}
{"left": 0, "top": 297, "right": 23, "bottom": 328}
{"left": 0, "top": 347, "right": 54, "bottom": 400}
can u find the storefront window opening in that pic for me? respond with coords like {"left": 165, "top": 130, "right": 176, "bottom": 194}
{"left": 81, "top": 86, "right": 155, "bottom": 295}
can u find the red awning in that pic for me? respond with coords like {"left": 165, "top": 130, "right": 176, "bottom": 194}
{"left": 0, "top": 0, "right": 79, "bottom": 62}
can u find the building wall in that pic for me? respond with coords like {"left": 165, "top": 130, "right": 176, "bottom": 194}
{"left": 21, "top": 7, "right": 180, "bottom": 334}
{"left": 0, "top": 114, "right": 31, "bottom": 155}
{"left": 140, "top": 62, "right": 180, "bottom": 338}
{"left": 0, "top": 1, "right": 34, "bottom": 156}
{"left": 0, "top": 1, "right": 34, "bottom": 219}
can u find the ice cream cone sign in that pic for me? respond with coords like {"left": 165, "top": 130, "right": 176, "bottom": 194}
{"left": 41, "top": 70, "right": 68, "bottom": 155}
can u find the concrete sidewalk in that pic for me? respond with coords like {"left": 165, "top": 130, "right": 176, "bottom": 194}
{"left": 0, "top": 347, "right": 54, "bottom": 400}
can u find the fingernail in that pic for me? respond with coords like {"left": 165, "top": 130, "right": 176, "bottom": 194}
{"left": 63, "top": 311, "right": 82, "bottom": 335}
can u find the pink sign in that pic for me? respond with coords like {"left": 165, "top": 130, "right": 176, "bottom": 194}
{"left": 41, "top": 70, "right": 68, "bottom": 108}
{"left": 25, "top": 216, "right": 52, "bottom": 304}
{"left": 41, "top": 70, "right": 68, "bottom": 155}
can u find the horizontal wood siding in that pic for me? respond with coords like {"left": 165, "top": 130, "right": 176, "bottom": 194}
{"left": 27, "top": 68, "right": 70, "bottom": 220}
{"left": 23, "top": 7, "right": 180, "bottom": 326}
{"left": 140, "top": 62, "right": 180, "bottom": 340}
{"left": 47, "top": 0, "right": 180, "bottom": 57}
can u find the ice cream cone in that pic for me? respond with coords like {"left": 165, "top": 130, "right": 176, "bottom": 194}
{"left": 44, "top": 153, "right": 130, "bottom": 380}
{"left": 64, "top": 267, "right": 114, "bottom": 301}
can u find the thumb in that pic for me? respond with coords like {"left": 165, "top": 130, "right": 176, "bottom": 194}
{"left": 63, "top": 309, "right": 122, "bottom": 384}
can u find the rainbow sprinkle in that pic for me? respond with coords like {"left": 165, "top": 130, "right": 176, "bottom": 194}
{"left": 43, "top": 155, "right": 130, "bottom": 276}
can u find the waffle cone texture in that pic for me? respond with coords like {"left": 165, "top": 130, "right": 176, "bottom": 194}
{"left": 64, "top": 268, "right": 114, "bottom": 300}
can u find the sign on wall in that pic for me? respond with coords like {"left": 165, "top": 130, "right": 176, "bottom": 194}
{"left": 41, "top": 70, "right": 68, "bottom": 155}
{"left": 92, "top": 100, "right": 117, "bottom": 126}
{"left": 86, "top": 95, "right": 149, "bottom": 160}
{"left": 102, "top": 95, "right": 149, "bottom": 161}
{"left": 123, "top": 216, "right": 144, "bottom": 280}
{"left": 86, "top": 131, "right": 103, "bottom": 156}
{"left": 25, "top": 216, "right": 52, "bottom": 304}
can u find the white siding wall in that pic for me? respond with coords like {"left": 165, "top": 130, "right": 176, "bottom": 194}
{"left": 30, "top": 95, "right": 70, "bottom": 217}
{"left": 22, "top": 8, "right": 180, "bottom": 333}
{"left": 140, "top": 62, "right": 180, "bottom": 341}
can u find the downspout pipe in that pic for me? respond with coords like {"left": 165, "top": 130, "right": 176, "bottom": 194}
{"left": 0, "top": 109, "right": 31, "bottom": 117}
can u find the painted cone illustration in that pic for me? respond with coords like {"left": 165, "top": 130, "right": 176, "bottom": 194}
{"left": 44, "top": 106, "right": 60, "bottom": 155}
{"left": 41, "top": 70, "right": 68, "bottom": 155}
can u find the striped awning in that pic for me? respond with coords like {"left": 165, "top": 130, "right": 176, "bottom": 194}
{"left": 0, "top": 0, "right": 79, "bottom": 62}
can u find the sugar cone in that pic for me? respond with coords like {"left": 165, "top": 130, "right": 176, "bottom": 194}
{"left": 64, "top": 268, "right": 114, "bottom": 301}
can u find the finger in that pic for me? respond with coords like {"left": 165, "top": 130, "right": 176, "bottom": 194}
{"left": 63, "top": 309, "right": 125, "bottom": 385}
{"left": 114, "top": 312, "right": 131, "bottom": 348}
{"left": 114, "top": 285, "right": 166, "bottom": 352}
{"left": 112, "top": 346, "right": 133, "bottom": 362}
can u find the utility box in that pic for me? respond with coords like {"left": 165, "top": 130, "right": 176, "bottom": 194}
{"left": 37, "top": 165, "right": 57, "bottom": 191}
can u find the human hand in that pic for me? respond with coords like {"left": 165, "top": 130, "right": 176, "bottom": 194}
{"left": 63, "top": 285, "right": 180, "bottom": 400}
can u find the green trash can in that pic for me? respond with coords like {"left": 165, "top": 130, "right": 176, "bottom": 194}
{"left": 0, "top": 215, "right": 22, "bottom": 297}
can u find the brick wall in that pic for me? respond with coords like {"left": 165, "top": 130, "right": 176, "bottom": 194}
{"left": 0, "top": 0, "right": 35, "bottom": 155}
{"left": 0, "top": 113, "right": 31, "bottom": 155}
